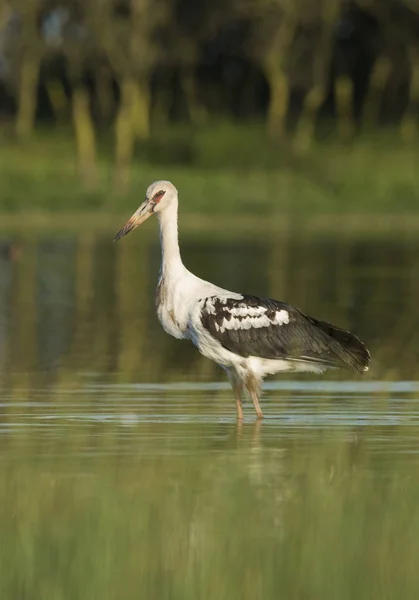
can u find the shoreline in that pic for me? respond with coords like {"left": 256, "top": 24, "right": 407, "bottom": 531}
{"left": 0, "top": 211, "right": 418, "bottom": 237}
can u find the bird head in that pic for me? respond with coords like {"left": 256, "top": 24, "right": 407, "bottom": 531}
{"left": 113, "top": 180, "right": 178, "bottom": 242}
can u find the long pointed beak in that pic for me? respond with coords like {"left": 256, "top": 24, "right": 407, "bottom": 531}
{"left": 113, "top": 200, "right": 153, "bottom": 242}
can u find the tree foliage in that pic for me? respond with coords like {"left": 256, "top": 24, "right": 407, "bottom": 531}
{"left": 0, "top": 0, "right": 419, "bottom": 182}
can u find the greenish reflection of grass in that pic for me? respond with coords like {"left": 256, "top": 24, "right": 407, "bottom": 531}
{"left": 0, "top": 427, "right": 418, "bottom": 599}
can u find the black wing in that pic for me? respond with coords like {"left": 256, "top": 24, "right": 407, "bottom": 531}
{"left": 200, "top": 295, "right": 370, "bottom": 373}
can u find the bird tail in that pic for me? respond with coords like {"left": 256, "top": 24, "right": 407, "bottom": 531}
{"left": 309, "top": 317, "right": 371, "bottom": 373}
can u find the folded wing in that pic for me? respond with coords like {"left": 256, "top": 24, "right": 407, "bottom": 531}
{"left": 200, "top": 295, "right": 370, "bottom": 373}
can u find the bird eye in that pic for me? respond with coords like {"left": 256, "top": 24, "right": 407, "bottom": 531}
{"left": 153, "top": 190, "right": 166, "bottom": 203}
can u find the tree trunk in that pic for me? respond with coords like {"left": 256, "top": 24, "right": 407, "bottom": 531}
{"left": 334, "top": 76, "right": 355, "bottom": 141}
{"left": 46, "top": 79, "right": 68, "bottom": 124}
{"left": 132, "top": 78, "right": 150, "bottom": 140}
{"left": 264, "top": 65, "right": 289, "bottom": 138}
{"left": 152, "top": 86, "right": 170, "bottom": 127}
{"left": 16, "top": 52, "right": 40, "bottom": 140}
{"left": 72, "top": 86, "right": 98, "bottom": 188}
{"left": 293, "top": 85, "right": 326, "bottom": 154}
{"left": 400, "top": 51, "right": 419, "bottom": 142}
{"left": 363, "top": 56, "right": 392, "bottom": 129}
{"left": 114, "top": 78, "right": 136, "bottom": 189}
{"left": 181, "top": 68, "right": 207, "bottom": 125}
{"left": 95, "top": 68, "right": 114, "bottom": 123}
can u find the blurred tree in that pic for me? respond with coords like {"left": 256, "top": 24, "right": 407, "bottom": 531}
{"left": 359, "top": 0, "right": 419, "bottom": 137}
{"left": 397, "top": 2, "right": 419, "bottom": 140}
{"left": 88, "top": 0, "right": 170, "bottom": 188}
{"left": 4, "top": 0, "right": 419, "bottom": 159}
{"left": 56, "top": 4, "right": 99, "bottom": 187}
{"left": 164, "top": 1, "right": 208, "bottom": 126}
{"left": 5, "top": 0, "right": 45, "bottom": 140}
{"left": 238, "top": 0, "right": 302, "bottom": 138}
{"left": 167, "top": 0, "right": 234, "bottom": 126}
{"left": 334, "top": 74, "right": 355, "bottom": 139}
{"left": 354, "top": 1, "right": 390, "bottom": 129}
{"left": 402, "top": 45, "right": 419, "bottom": 140}
{"left": 94, "top": 62, "right": 115, "bottom": 123}
{"left": 294, "top": 0, "right": 343, "bottom": 153}
{"left": 45, "top": 77, "right": 69, "bottom": 123}
{"left": 362, "top": 52, "right": 392, "bottom": 128}
{"left": 71, "top": 83, "right": 98, "bottom": 188}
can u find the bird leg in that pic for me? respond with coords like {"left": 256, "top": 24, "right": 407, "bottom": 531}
{"left": 244, "top": 373, "right": 264, "bottom": 420}
{"left": 227, "top": 370, "right": 244, "bottom": 421}
{"left": 235, "top": 397, "right": 243, "bottom": 421}
{"left": 250, "top": 391, "right": 263, "bottom": 420}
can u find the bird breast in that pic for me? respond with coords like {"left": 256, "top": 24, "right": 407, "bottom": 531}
{"left": 156, "top": 276, "right": 188, "bottom": 340}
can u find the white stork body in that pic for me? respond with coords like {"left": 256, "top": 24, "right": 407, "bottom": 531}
{"left": 114, "top": 180, "right": 371, "bottom": 420}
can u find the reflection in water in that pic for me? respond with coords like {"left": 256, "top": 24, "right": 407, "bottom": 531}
{"left": 37, "top": 238, "right": 77, "bottom": 370}
{"left": 0, "top": 226, "right": 418, "bottom": 597}
{"left": 1, "top": 229, "right": 418, "bottom": 380}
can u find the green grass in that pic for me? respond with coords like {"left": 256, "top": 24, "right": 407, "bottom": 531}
{"left": 1, "top": 125, "right": 419, "bottom": 216}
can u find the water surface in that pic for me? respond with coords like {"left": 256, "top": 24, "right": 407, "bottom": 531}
{"left": 0, "top": 223, "right": 418, "bottom": 598}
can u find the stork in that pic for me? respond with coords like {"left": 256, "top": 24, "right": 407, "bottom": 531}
{"left": 113, "top": 180, "right": 371, "bottom": 420}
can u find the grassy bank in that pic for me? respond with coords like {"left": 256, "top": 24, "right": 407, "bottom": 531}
{"left": 0, "top": 125, "right": 418, "bottom": 215}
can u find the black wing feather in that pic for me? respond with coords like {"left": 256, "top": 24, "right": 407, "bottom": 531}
{"left": 200, "top": 295, "right": 370, "bottom": 373}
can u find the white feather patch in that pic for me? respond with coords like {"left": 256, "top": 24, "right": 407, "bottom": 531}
{"left": 229, "top": 306, "right": 267, "bottom": 318}
{"left": 271, "top": 309, "right": 289, "bottom": 325}
{"left": 216, "top": 309, "right": 289, "bottom": 333}
{"left": 205, "top": 297, "right": 236, "bottom": 314}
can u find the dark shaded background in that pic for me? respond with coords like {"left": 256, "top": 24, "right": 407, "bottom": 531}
{"left": 0, "top": 2, "right": 418, "bottom": 134}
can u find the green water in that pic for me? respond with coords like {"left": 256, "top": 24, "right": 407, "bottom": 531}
{"left": 0, "top": 221, "right": 418, "bottom": 598}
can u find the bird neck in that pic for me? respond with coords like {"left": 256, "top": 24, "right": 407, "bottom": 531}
{"left": 157, "top": 197, "right": 184, "bottom": 278}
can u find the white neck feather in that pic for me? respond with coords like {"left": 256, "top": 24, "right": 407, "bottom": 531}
{"left": 157, "top": 195, "right": 185, "bottom": 279}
